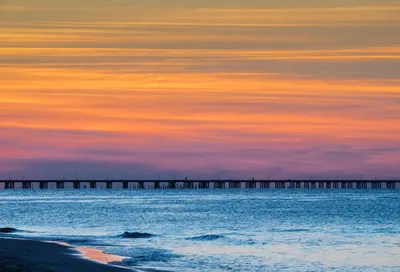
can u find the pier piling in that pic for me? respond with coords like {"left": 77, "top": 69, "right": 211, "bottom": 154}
{"left": 0, "top": 180, "right": 398, "bottom": 190}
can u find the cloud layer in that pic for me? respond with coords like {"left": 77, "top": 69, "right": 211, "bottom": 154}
{"left": 1, "top": 0, "right": 400, "bottom": 179}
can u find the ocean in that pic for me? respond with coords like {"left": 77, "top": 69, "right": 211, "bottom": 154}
{"left": 0, "top": 189, "right": 399, "bottom": 271}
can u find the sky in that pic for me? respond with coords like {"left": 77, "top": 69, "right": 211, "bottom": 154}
{"left": 1, "top": 0, "right": 400, "bottom": 180}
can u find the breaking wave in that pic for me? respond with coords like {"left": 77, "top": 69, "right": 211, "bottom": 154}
{"left": 270, "top": 228, "right": 310, "bottom": 233}
{"left": 186, "top": 234, "right": 225, "bottom": 241}
{"left": 119, "top": 232, "right": 156, "bottom": 239}
{"left": 0, "top": 227, "right": 19, "bottom": 233}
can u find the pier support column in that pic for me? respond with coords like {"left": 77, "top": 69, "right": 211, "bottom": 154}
{"left": 80, "top": 182, "right": 90, "bottom": 189}
{"left": 95, "top": 182, "right": 106, "bottom": 189}
{"left": 127, "top": 182, "right": 138, "bottom": 189}
{"left": 159, "top": 182, "right": 168, "bottom": 189}
{"left": 144, "top": 182, "right": 154, "bottom": 189}
{"left": 63, "top": 182, "right": 73, "bottom": 189}
{"left": 112, "top": 182, "right": 123, "bottom": 189}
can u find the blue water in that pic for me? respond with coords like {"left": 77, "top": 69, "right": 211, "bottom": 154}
{"left": 0, "top": 190, "right": 399, "bottom": 271}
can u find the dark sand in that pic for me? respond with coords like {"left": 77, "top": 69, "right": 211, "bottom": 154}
{"left": 0, "top": 238, "right": 132, "bottom": 272}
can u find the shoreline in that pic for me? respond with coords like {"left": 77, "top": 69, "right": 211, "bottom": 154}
{"left": 0, "top": 237, "right": 132, "bottom": 272}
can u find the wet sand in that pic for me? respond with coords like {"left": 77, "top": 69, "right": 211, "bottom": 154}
{"left": 0, "top": 238, "right": 131, "bottom": 272}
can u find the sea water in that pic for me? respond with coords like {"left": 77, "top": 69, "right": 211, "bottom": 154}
{"left": 0, "top": 189, "right": 399, "bottom": 271}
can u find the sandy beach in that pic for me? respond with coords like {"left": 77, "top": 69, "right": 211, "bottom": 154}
{"left": 0, "top": 238, "right": 131, "bottom": 272}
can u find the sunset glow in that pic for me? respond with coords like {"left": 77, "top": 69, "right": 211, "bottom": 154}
{"left": 1, "top": 0, "right": 400, "bottom": 179}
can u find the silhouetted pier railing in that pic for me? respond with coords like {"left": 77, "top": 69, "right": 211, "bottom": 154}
{"left": 0, "top": 180, "right": 399, "bottom": 190}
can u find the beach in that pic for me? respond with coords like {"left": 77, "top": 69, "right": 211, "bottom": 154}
{"left": 0, "top": 238, "right": 131, "bottom": 272}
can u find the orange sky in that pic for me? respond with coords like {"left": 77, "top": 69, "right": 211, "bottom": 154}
{"left": 1, "top": 0, "right": 400, "bottom": 179}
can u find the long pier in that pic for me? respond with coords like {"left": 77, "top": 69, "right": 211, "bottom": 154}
{"left": 0, "top": 180, "right": 399, "bottom": 190}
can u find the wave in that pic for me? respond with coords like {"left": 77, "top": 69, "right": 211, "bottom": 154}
{"left": 118, "top": 246, "right": 181, "bottom": 267}
{"left": 0, "top": 227, "right": 19, "bottom": 233}
{"left": 119, "top": 232, "right": 156, "bottom": 239}
{"left": 270, "top": 228, "right": 310, "bottom": 233}
{"left": 186, "top": 234, "right": 225, "bottom": 241}
{"left": 56, "top": 238, "right": 111, "bottom": 247}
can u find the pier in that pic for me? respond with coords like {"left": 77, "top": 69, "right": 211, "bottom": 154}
{"left": 0, "top": 180, "right": 399, "bottom": 190}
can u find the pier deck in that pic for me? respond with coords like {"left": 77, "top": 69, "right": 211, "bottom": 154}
{"left": 0, "top": 180, "right": 399, "bottom": 189}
